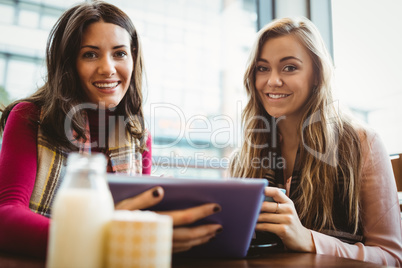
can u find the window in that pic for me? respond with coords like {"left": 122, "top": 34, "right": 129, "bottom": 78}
{"left": 0, "top": 56, "right": 5, "bottom": 87}
{"left": 0, "top": 4, "right": 14, "bottom": 24}
{"left": 18, "top": 9, "right": 40, "bottom": 28}
{"left": 331, "top": 0, "right": 402, "bottom": 154}
{"left": 0, "top": 0, "right": 258, "bottom": 178}
{"left": 129, "top": 0, "right": 257, "bottom": 177}
{"left": 6, "top": 59, "right": 41, "bottom": 100}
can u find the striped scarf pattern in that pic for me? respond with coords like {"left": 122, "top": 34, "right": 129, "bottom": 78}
{"left": 29, "top": 113, "right": 145, "bottom": 217}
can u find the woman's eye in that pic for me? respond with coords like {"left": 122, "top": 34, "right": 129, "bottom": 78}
{"left": 283, "top": 65, "right": 297, "bottom": 72}
{"left": 115, "top": 51, "right": 127, "bottom": 58}
{"left": 257, "top": 66, "right": 269, "bottom": 72}
{"left": 82, "top": 52, "right": 97, "bottom": 59}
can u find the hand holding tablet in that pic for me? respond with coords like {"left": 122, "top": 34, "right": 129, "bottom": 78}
{"left": 113, "top": 184, "right": 223, "bottom": 253}
{"left": 107, "top": 174, "right": 267, "bottom": 258}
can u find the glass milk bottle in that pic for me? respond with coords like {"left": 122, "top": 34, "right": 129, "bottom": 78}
{"left": 46, "top": 153, "right": 114, "bottom": 268}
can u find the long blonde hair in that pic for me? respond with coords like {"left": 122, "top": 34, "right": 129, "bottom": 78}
{"left": 230, "top": 17, "right": 362, "bottom": 233}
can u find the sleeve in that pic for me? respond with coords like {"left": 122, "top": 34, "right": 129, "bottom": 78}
{"left": 0, "top": 102, "right": 49, "bottom": 259}
{"left": 311, "top": 130, "right": 402, "bottom": 266}
{"left": 142, "top": 131, "right": 152, "bottom": 175}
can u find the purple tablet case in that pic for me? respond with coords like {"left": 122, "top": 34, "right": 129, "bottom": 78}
{"left": 107, "top": 174, "right": 267, "bottom": 258}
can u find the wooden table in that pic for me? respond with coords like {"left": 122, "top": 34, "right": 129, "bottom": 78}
{"left": 0, "top": 251, "right": 383, "bottom": 268}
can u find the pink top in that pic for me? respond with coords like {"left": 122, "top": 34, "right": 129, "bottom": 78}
{"left": 0, "top": 102, "right": 152, "bottom": 258}
{"left": 307, "top": 130, "right": 401, "bottom": 266}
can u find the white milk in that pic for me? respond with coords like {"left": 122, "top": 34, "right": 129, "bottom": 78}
{"left": 46, "top": 188, "right": 114, "bottom": 268}
{"left": 46, "top": 153, "right": 114, "bottom": 268}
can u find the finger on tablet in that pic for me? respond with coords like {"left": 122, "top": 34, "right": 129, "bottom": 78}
{"left": 173, "top": 234, "right": 214, "bottom": 253}
{"left": 115, "top": 186, "right": 164, "bottom": 210}
{"left": 172, "top": 224, "right": 222, "bottom": 253}
{"left": 159, "top": 203, "right": 222, "bottom": 226}
{"left": 173, "top": 224, "right": 222, "bottom": 241}
{"left": 260, "top": 200, "right": 280, "bottom": 213}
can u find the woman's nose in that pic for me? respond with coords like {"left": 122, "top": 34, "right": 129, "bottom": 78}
{"left": 98, "top": 56, "right": 116, "bottom": 77}
{"left": 267, "top": 71, "right": 283, "bottom": 88}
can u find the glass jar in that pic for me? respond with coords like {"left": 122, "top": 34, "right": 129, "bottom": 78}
{"left": 46, "top": 153, "right": 114, "bottom": 268}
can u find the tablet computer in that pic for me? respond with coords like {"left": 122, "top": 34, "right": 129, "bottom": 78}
{"left": 107, "top": 174, "right": 267, "bottom": 258}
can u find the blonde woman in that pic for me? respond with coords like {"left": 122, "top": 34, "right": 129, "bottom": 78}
{"left": 230, "top": 17, "right": 402, "bottom": 266}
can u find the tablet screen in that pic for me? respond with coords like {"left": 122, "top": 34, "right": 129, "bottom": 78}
{"left": 107, "top": 174, "right": 267, "bottom": 258}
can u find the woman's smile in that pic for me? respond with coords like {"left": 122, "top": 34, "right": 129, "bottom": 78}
{"left": 265, "top": 93, "right": 292, "bottom": 100}
{"left": 255, "top": 35, "right": 316, "bottom": 120}
{"left": 76, "top": 21, "right": 133, "bottom": 108}
{"left": 93, "top": 81, "right": 121, "bottom": 89}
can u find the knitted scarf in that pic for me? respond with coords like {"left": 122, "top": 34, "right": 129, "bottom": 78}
{"left": 29, "top": 112, "right": 146, "bottom": 217}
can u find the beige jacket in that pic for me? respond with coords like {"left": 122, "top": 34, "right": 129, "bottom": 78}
{"left": 311, "top": 129, "right": 402, "bottom": 266}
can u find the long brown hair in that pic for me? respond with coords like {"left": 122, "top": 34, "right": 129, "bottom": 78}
{"left": 230, "top": 17, "right": 363, "bottom": 233}
{"left": 0, "top": 1, "right": 146, "bottom": 151}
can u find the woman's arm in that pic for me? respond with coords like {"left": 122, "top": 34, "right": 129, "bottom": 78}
{"left": 312, "top": 130, "right": 402, "bottom": 266}
{"left": 257, "top": 130, "right": 402, "bottom": 266}
{"left": 0, "top": 102, "right": 50, "bottom": 258}
{"left": 0, "top": 103, "right": 222, "bottom": 258}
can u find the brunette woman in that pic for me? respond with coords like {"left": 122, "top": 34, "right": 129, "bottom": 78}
{"left": 0, "top": 1, "right": 222, "bottom": 258}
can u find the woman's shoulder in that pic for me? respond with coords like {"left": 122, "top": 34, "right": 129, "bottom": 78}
{"left": 353, "top": 124, "right": 390, "bottom": 166}
{"left": 7, "top": 102, "right": 40, "bottom": 126}
{"left": 354, "top": 124, "right": 379, "bottom": 148}
{"left": 11, "top": 102, "right": 40, "bottom": 116}
{"left": 13, "top": 101, "right": 39, "bottom": 111}
{"left": 341, "top": 114, "right": 377, "bottom": 146}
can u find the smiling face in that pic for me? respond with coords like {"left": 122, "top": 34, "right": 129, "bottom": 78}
{"left": 255, "top": 35, "right": 316, "bottom": 121}
{"left": 76, "top": 21, "right": 133, "bottom": 108}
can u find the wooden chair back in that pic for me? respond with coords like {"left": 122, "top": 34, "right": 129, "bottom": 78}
{"left": 391, "top": 154, "right": 402, "bottom": 192}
